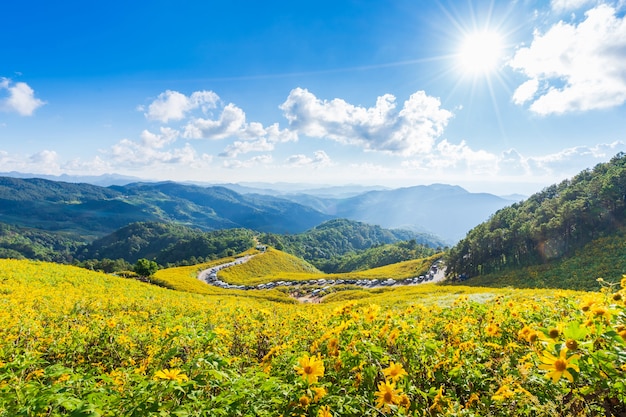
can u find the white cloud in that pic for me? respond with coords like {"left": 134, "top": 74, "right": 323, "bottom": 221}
{"left": 512, "top": 79, "right": 539, "bottom": 105}
{"left": 109, "top": 139, "right": 198, "bottom": 166}
{"left": 140, "top": 127, "right": 179, "bottom": 149}
{"left": 144, "top": 90, "right": 219, "bottom": 123}
{"left": 498, "top": 149, "right": 530, "bottom": 176}
{"left": 285, "top": 150, "right": 332, "bottom": 167}
{"left": 280, "top": 88, "right": 452, "bottom": 156}
{"left": 526, "top": 141, "right": 623, "bottom": 174}
{"left": 29, "top": 150, "right": 59, "bottom": 165}
{"left": 183, "top": 103, "right": 296, "bottom": 159}
{"left": 509, "top": 4, "right": 626, "bottom": 114}
{"left": 62, "top": 156, "right": 112, "bottom": 172}
{"left": 219, "top": 138, "right": 274, "bottom": 158}
{"left": 0, "top": 78, "right": 46, "bottom": 116}
{"left": 430, "top": 140, "right": 499, "bottom": 175}
{"left": 222, "top": 154, "right": 273, "bottom": 169}
{"left": 184, "top": 103, "right": 247, "bottom": 140}
{"left": 551, "top": 0, "right": 596, "bottom": 12}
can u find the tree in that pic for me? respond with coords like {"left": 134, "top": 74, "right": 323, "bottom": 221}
{"left": 134, "top": 258, "right": 158, "bottom": 277}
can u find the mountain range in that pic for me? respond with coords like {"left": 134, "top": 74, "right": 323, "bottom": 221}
{"left": 0, "top": 174, "right": 518, "bottom": 243}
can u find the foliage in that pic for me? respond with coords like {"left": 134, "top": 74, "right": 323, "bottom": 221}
{"left": 75, "top": 258, "right": 132, "bottom": 274}
{"left": 0, "top": 177, "right": 333, "bottom": 238}
{"left": 450, "top": 231, "right": 626, "bottom": 291}
{"left": 448, "top": 152, "right": 626, "bottom": 281}
{"left": 77, "top": 222, "right": 256, "bottom": 266}
{"left": 1, "top": 259, "right": 625, "bottom": 416}
{"left": 259, "top": 219, "right": 437, "bottom": 270}
{"left": 0, "top": 222, "right": 83, "bottom": 263}
{"left": 314, "top": 239, "right": 438, "bottom": 273}
{"left": 134, "top": 258, "right": 159, "bottom": 277}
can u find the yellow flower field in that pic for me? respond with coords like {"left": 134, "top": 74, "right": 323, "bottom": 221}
{"left": 1, "top": 258, "right": 625, "bottom": 416}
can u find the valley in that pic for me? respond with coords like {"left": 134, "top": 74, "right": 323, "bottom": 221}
{"left": 2, "top": 154, "right": 626, "bottom": 415}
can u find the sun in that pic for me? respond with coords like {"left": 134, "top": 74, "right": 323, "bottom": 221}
{"left": 457, "top": 30, "right": 504, "bottom": 76}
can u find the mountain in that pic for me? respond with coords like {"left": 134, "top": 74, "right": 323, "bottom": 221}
{"left": 273, "top": 218, "right": 442, "bottom": 273}
{"left": 446, "top": 152, "right": 626, "bottom": 289}
{"left": 0, "top": 171, "right": 143, "bottom": 186}
{"left": 76, "top": 222, "right": 256, "bottom": 265}
{"left": 283, "top": 184, "right": 515, "bottom": 243}
{"left": 113, "top": 182, "right": 333, "bottom": 234}
{"left": 0, "top": 177, "right": 334, "bottom": 238}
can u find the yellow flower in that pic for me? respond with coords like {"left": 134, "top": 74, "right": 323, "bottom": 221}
{"left": 311, "top": 386, "right": 327, "bottom": 402}
{"left": 465, "top": 393, "right": 480, "bottom": 408}
{"left": 294, "top": 354, "right": 325, "bottom": 384}
{"left": 318, "top": 405, "right": 333, "bottom": 417}
{"left": 518, "top": 326, "right": 538, "bottom": 343}
{"left": 375, "top": 380, "right": 400, "bottom": 411}
{"left": 591, "top": 306, "right": 611, "bottom": 320}
{"left": 327, "top": 337, "right": 339, "bottom": 356}
{"left": 383, "top": 361, "right": 408, "bottom": 382}
{"left": 538, "top": 349, "right": 580, "bottom": 383}
{"left": 153, "top": 368, "right": 189, "bottom": 383}
{"left": 492, "top": 385, "right": 515, "bottom": 401}
{"left": 388, "top": 328, "right": 400, "bottom": 344}
{"left": 397, "top": 393, "right": 411, "bottom": 410}
{"left": 299, "top": 395, "right": 310, "bottom": 408}
{"left": 485, "top": 322, "right": 501, "bottom": 337}
{"left": 429, "top": 385, "right": 446, "bottom": 413}
{"left": 55, "top": 374, "right": 70, "bottom": 384}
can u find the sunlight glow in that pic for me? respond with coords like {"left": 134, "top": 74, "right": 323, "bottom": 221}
{"left": 458, "top": 31, "right": 504, "bottom": 75}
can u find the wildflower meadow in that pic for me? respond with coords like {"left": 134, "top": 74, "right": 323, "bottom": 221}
{"left": 1, "top": 258, "right": 625, "bottom": 416}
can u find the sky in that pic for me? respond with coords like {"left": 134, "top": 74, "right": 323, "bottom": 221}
{"left": 1, "top": 0, "right": 626, "bottom": 195}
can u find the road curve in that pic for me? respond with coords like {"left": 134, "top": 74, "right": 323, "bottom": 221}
{"left": 197, "top": 256, "right": 446, "bottom": 292}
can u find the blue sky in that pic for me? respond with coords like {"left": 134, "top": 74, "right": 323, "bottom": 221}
{"left": 1, "top": 0, "right": 626, "bottom": 195}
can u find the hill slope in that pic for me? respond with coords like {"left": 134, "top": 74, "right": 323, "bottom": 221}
{"left": 0, "top": 177, "right": 333, "bottom": 238}
{"left": 2, "top": 259, "right": 625, "bottom": 416}
{"left": 447, "top": 152, "right": 626, "bottom": 288}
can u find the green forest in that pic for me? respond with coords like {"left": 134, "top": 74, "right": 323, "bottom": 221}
{"left": 447, "top": 153, "right": 626, "bottom": 283}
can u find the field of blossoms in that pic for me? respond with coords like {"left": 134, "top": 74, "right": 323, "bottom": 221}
{"left": 1, "top": 258, "right": 625, "bottom": 416}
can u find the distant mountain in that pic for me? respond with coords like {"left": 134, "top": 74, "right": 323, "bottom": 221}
{"left": 0, "top": 177, "right": 333, "bottom": 238}
{"left": 259, "top": 218, "right": 443, "bottom": 267}
{"left": 283, "top": 184, "right": 515, "bottom": 243}
{"left": 0, "top": 171, "right": 143, "bottom": 186}
{"left": 76, "top": 222, "right": 256, "bottom": 265}
{"left": 218, "top": 182, "right": 389, "bottom": 198}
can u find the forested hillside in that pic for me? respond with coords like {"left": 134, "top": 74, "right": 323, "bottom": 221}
{"left": 0, "top": 223, "right": 81, "bottom": 263}
{"left": 447, "top": 153, "right": 626, "bottom": 283}
{"left": 259, "top": 218, "right": 442, "bottom": 270}
{"left": 76, "top": 222, "right": 256, "bottom": 266}
{"left": 310, "top": 239, "right": 438, "bottom": 273}
{"left": 78, "top": 219, "right": 434, "bottom": 271}
{"left": 0, "top": 177, "right": 334, "bottom": 238}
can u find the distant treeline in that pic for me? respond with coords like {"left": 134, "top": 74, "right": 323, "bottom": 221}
{"left": 0, "top": 218, "right": 436, "bottom": 274}
{"left": 258, "top": 218, "right": 440, "bottom": 272}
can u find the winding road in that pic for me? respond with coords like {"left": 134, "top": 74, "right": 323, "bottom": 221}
{"left": 197, "top": 255, "right": 446, "bottom": 295}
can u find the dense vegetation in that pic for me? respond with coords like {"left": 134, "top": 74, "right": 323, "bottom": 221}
{"left": 0, "top": 223, "right": 82, "bottom": 263}
{"left": 2, "top": 259, "right": 625, "bottom": 416}
{"left": 76, "top": 222, "right": 256, "bottom": 266}
{"left": 0, "top": 177, "right": 335, "bottom": 238}
{"left": 448, "top": 153, "right": 626, "bottom": 282}
{"left": 313, "top": 239, "right": 438, "bottom": 273}
{"left": 259, "top": 218, "right": 441, "bottom": 271}
{"left": 451, "top": 230, "right": 626, "bottom": 292}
